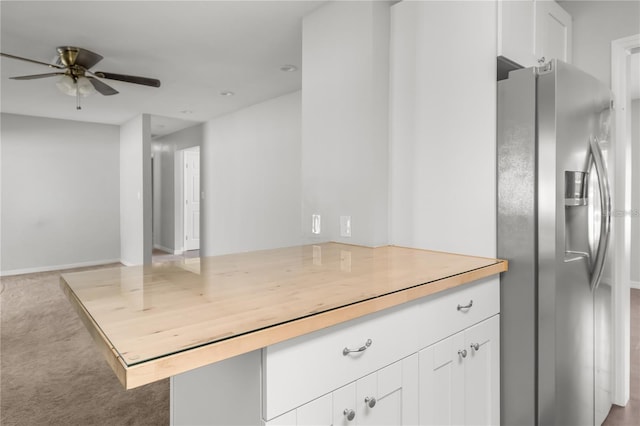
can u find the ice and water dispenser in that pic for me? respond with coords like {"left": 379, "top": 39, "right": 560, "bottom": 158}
{"left": 564, "top": 170, "right": 593, "bottom": 263}
{"left": 565, "top": 171, "right": 588, "bottom": 206}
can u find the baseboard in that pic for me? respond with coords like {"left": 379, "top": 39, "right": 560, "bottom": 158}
{"left": 631, "top": 281, "right": 640, "bottom": 290}
{"left": 154, "top": 244, "right": 182, "bottom": 255}
{"left": 0, "top": 259, "right": 121, "bottom": 277}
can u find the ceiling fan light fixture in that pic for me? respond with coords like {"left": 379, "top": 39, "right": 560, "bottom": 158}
{"left": 55, "top": 74, "right": 76, "bottom": 96}
{"left": 55, "top": 74, "right": 96, "bottom": 97}
{"left": 76, "top": 76, "right": 96, "bottom": 97}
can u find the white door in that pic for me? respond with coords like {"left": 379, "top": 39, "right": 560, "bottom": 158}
{"left": 183, "top": 149, "right": 200, "bottom": 251}
{"left": 464, "top": 315, "right": 500, "bottom": 426}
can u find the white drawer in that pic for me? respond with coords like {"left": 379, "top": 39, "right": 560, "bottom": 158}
{"left": 262, "top": 301, "right": 418, "bottom": 421}
{"left": 413, "top": 276, "right": 500, "bottom": 349}
{"left": 261, "top": 276, "right": 499, "bottom": 420}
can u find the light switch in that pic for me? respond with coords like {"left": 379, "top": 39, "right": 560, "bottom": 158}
{"left": 340, "top": 216, "right": 351, "bottom": 237}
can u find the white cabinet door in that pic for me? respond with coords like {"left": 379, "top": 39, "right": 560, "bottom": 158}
{"left": 498, "top": 0, "right": 535, "bottom": 67}
{"left": 418, "top": 316, "right": 500, "bottom": 426}
{"left": 356, "top": 362, "right": 402, "bottom": 426}
{"left": 346, "top": 356, "right": 417, "bottom": 426}
{"left": 266, "top": 393, "right": 333, "bottom": 426}
{"left": 272, "top": 356, "right": 418, "bottom": 426}
{"left": 419, "top": 332, "right": 466, "bottom": 426}
{"left": 333, "top": 382, "right": 357, "bottom": 426}
{"left": 498, "top": 0, "right": 571, "bottom": 67}
{"left": 464, "top": 315, "right": 500, "bottom": 426}
{"left": 534, "top": 0, "right": 572, "bottom": 64}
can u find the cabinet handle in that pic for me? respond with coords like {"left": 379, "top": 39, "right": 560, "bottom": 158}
{"left": 343, "top": 338, "right": 372, "bottom": 356}
{"left": 364, "top": 396, "right": 377, "bottom": 408}
{"left": 343, "top": 408, "right": 356, "bottom": 421}
{"left": 458, "top": 349, "right": 468, "bottom": 358}
{"left": 470, "top": 342, "right": 480, "bottom": 351}
{"left": 457, "top": 300, "right": 473, "bottom": 311}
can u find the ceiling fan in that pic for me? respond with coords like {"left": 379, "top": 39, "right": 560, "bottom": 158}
{"left": 0, "top": 46, "right": 161, "bottom": 109}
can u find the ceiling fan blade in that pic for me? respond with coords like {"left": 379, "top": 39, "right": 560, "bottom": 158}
{"left": 94, "top": 71, "right": 161, "bottom": 88}
{"left": 56, "top": 46, "right": 103, "bottom": 69}
{"left": 10, "top": 72, "right": 65, "bottom": 80}
{"left": 1, "top": 52, "right": 64, "bottom": 69}
{"left": 87, "top": 76, "right": 119, "bottom": 96}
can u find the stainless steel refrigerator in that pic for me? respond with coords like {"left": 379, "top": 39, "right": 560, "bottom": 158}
{"left": 498, "top": 59, "right": 613, "bottom": 426}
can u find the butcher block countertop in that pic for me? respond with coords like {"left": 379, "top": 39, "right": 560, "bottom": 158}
{"left": 60, "top": 242, "right": 507, "bottom": 389}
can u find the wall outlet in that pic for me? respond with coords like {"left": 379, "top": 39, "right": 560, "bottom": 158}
{"left": 312, "top": 214, "right": 321, "bottom": 234}
{"left": 340, "top": 216, "right": 351, "bottom": 237}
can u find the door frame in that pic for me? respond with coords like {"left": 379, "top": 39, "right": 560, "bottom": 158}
{"left": 610, "top": 33, "right": 639, "bottom": 406}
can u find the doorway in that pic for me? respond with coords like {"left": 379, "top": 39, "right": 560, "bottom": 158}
{"left": 181, "top": 146, "right": 200, "bottom": 253}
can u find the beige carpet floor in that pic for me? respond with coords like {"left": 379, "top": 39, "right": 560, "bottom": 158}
{"left": 0, "top": 265, "right": 170, "bottom": 426}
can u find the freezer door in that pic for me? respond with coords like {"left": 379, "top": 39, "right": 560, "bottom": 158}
{"left": 537, "top": 60, "right": 613, "bottom": 426}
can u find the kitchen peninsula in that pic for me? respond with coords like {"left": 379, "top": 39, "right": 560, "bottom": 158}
{"left": 61, "top": 243, "right": 507, "bottom": 425}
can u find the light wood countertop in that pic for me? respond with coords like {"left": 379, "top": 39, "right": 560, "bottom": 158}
{"left": 60, "top": 243, "right": 507, "bottom": 389}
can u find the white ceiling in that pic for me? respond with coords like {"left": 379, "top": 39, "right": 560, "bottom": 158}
{"left": 0, "top": 1, "right": 325, "bottom": 137}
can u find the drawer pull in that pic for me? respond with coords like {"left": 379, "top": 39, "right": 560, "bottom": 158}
{"left": 364, "top": 396, "right": 377, "bottom": 408}
{"left": 470, "top": 342, "right": 480, "bottom": 351}
{"left": 457, "top": 300, "right": 473, "bottom": 311}
{"left": 342, "top": 338, "right": 372, "bottom": 356}
{"left": 343, "top": 408, "right": 356, "bottom": 421}
{"left": 458, "top": 349, "right": 468, "bottom": 358}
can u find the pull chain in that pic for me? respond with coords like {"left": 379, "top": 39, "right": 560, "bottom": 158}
{"left": 76, "top": 81, "right": 81, "bottom": 110}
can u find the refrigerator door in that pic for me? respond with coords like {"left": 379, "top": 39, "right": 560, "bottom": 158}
{"left": 537, "top": 60, "right": 612, "bottom": 426}
{"left": 590, "top": 109, "right": 614, "bottom": 426}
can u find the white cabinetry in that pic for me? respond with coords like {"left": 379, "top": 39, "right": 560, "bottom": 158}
{"left": 267, "top": 355, "right": 419, "bottom": 426}
{"left": 171, "top": 279, "right": 500, "bottom": 426}
{"left": 498, "top": 0, "right": 571, "bottom": 67}
{"left": 534, "top": 0, "right": 572, "bottom": 64}
{"left": 419, "top": 315, "right": 500, "bottom": 426}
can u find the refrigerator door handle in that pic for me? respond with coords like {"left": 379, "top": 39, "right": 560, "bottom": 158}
{"left": 589, "top": 138, "right": 612, "bottom": 292}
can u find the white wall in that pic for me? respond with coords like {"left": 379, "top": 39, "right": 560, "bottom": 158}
{"left": 201, "top": 91, "right": 302, "bottom": 256}
{"left": 301, "top": 0, "right": 390, "bottom": 247}
{"left": 559, "top": 0, "right": 640, "bottom": 85}
{"left": 120, "top": 114, "right": 152, "bottom": 265}
{"left": 152, "top": 124, "right": 203, "bottom": 253}
{"left": 632, "top": 99, "right": 640, "bottom": 286}
{"left": 389, "top": 0, "right": 497, "bottom": 257}
{"left": 0, "top": 113, "right": 120, "bottom": 275}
